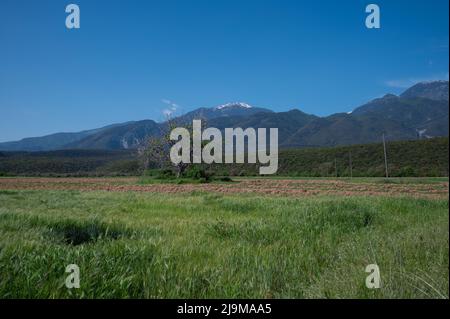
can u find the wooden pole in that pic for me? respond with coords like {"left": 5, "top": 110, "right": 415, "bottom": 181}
{"left": 383, "top": 133, "right": 389, "bottom": 178}
{"left": 349, "top": 152, "right": 353, "bottom": 179}
{"left": 335, "top": 158, "right": 338, "bottom": 178}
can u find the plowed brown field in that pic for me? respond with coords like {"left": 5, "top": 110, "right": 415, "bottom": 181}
{"left": 0, "top": 177, "right": 447, "bottom": 199}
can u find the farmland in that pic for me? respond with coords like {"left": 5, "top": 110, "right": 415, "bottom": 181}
{"left": 0, "top": 177, "right": 448, "bottom": 298}
{"left": 0, "top": 176, "right": 448, "bottom": 199}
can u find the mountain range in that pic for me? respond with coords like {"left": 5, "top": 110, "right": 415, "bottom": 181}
{"left": 0, "top": 81, "right": 448, "bottom": 151}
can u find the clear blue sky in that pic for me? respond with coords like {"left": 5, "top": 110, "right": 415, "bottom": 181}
{"left": 0, "top": 0, "right": 448, "bottom": 142}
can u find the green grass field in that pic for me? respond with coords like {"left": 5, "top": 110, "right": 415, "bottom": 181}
{"left": 0, "top": 188, "right": 448, "bottom": 299}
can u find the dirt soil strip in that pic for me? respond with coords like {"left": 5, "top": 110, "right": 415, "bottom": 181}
{"left": 0, "top": 178, "right": 448, "bottom": 199}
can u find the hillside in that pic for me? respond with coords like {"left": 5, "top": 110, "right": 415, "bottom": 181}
{"left": 207, "top": 137, "right": 449, "bottom": 177}
{"left": 0, "top": 150, "right": 138, "bottom": 177}
{"left": 277, "top": 137, "right": 449, "bottom": 177}
{"left": 63, "top": 120, "right": 161, "bottom": 150}
{"left": 1, "top": 137, "right": 447, "bottom": 177}
{"left": 0, "top": 123, "right": 133, "bottom": 152}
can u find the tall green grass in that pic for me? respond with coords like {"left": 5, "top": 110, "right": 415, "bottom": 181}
{"left": 0, "top": 190, "right": 448, "bottom": 298}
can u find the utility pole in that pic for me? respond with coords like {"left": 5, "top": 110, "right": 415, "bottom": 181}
{"left": 382, "top": 133, "right": 389, "bottom": 178}
{"left": 349, "top": 152, "right": 353, "bottom": 179}
{"left": 335, "top": 158, "right": 338, "bottom": 178}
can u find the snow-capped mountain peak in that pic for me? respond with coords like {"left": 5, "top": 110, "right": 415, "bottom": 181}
{"left": 215, "top": 102, "right": 253, "bottom": 110}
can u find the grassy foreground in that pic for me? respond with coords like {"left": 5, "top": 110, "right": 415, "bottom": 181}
{"left": 0, "top": 190, "right": 448, "bottom": 298}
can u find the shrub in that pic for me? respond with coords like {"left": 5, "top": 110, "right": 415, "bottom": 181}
{"left": 155, "top": 169, "right": 176, "bottom": 180}
{"left": 184, "top": 166, "right": 213, "bottom": 182}
{"left": 144, "top": 168, "right": 161, "bottom": 177}
{"left": 397, "top": 166, "right": 416, "bottom": 177}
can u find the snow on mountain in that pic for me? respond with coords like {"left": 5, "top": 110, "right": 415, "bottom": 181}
{"left": 216, "top": 102, "right": 253, "bottom": 110}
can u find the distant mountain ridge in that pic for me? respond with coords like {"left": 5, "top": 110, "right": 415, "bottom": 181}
{"left": 400, "top": 80, "right": 449, "bottom": 101}
{"left": 0, "top": 122, "right": 133, "bottom": 152}
{"left": 0, "top": 81, "right": 448, "bottom": 151}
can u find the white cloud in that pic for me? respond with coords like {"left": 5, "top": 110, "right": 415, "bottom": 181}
{"left": 161, "top": 99, "right": 179, "bottom": 118}
{"left": 162, "top": 109, "right": 173, "bottom": 117}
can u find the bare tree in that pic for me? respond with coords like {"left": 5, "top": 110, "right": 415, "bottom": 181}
{"left": 138, "top": 114, "right": 177, "bottom": 174}
{"left": 138, "top": 114, "right": 208, "bottom": 178}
